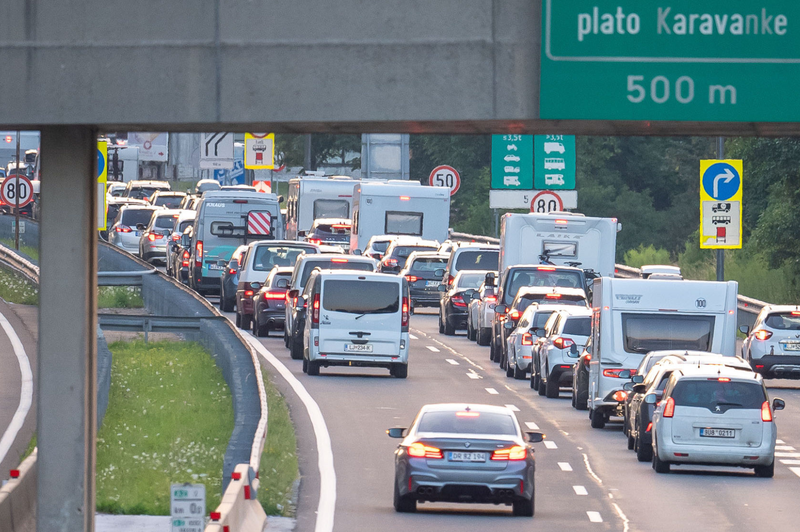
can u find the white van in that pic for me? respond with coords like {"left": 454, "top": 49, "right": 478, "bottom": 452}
{"left": 189, "top": 190, "right": 284, "bottom": 295}
{"left": 285, "top": 175, "right": 358, "bottom": 240}
{"left": 499, "top": 212, "right": 619, "bottom": 277}
{"left": 301, "top": 270, "right": 410, "bottom": 377}
{"left": 350, "top": 181, "right": 451, "bottom": 254}
{"left": 587, "top": 277, "right": 739, "bottom": 428}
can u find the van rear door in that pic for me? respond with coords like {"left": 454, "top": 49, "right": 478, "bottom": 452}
{"left": 319, "top": 278, "right": 402, "bottom": 356}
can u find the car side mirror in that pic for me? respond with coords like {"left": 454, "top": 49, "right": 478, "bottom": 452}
{"left": 276, "top": 278, "right": 289, "bottom": 288}
{"left": 250, "top": 282, "right": 261, "bottom": 291}
{"left": 353, "top": 249, "right": 362, "bottom": 255}
{"left": 386, "top": 427, "right": 406, "bottom": 439}
{"left": 471, "top": 291, "right": 481, "bottom": 301}
{"left": 494, "top": 304, "right": 508, "bottom": 314}
{"left": 136, "top": 223, "right": 145, "bottom": 230}
{"left": 434, "top": 268, "right": 445, "bottom": 277}
{"left": 622, "top": 382, "right": 634, "bottom": 392}
{"left": 633, "top": 384, "right": 647, "bottom": 394}
{"left": 739, "top": 325, "right": 750, "bottom": 335}
{"left": 437, "top": 284, "right": 447, "bottom": 292}
{"left": 631, "top": 375, "right": 644, "bottom": 384}
{"left": 535, "top": 328, "right": 546, "bottom": 338}
{"left": 773, "top": 398, "right": 786, "bottom": 412}
{"left": 618, "top": 369, "right": 632, "bottom": 379}
{"left": 504, "top": 321, "right": 514, "bottom": 330}
{"left": 287, "top": 289, "right": 299, "bottom": 299}
{"left": 644, "top": 393, "right": 657, "bottom": 405}
{"left": 298, "top": 230, "right": 306, "bottom": 237}
{"left": 525, "top": 431, "right": 544, "bottom": 443}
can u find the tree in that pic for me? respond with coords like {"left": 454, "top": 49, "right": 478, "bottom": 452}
{"left": 274, "top": 134, "right": 361, "bottom": 171}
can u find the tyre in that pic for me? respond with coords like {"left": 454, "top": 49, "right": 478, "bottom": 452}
{"left": 290, "top": 336, "right": 304, "bottom": 360}
{"left": 307, "top": 360, "right": 320, "bottom": 376}
{"left": 490, "top": 340, "right": 497, "bottom": 362}
{"left": 240, "top": 313, "right": 252, "bottom": 331}
{"left": 545, "top": 370, "right": 560, "bottom": 398}
{"left": 574, "top": 370, "right": 588, "bottom": 410}
{"left": 393, "top": 478, "right": 416, "bottom": 513}
{"left": 235, "top": 312, "right": 241, "bottom": 328}
{"left": 512, "top": 495, "right": 534, "bottom": 517}
{"left": 284, "top": 330, "right": 289, "bottom": 348}
{"left": 590, "top": 409, "right": 606, "bottom": 429}
{"left": 754, "top": 461, "right": 774, "bottom": 478}
{"left": 652, "top": 450, "right": 670, "bottom": 474}
{"left": 531, "top": 363, "right": 540, "bottom": 391}
{"left": 627, "top": 433, "right": 635, "bottom": 451}
{"left": 636, "top": 433, "right": 652, "bottom": 462}
{"left": 443, "top": 315, "right": 455, "bottom": 336}
{"left": 220, "top": 297, "right": 234, "bottom": 313}
{"left": 438, "top": 312, "right": 445, "bottom": 334}
{"left": 571, "top": 390, "right": 577, "bottom": 408}
{"left": 537, "top": 374, "right": 547, "bottom": 396}
{"left": 466, "top": 317, "right": 474, "bottom": 341}
{"left": 302, "top": 358, "right": 308, "bottom": 373}
{"left": 477, "top": 328, "right": 490, "bottom": 346}
{"left": 506, "top": 360, "right": 514, "bottom": 378}
{"left": 513, "top": 363, "right": 526, "bottom": 380}
{"left": 392, "top": 363, "right": 408, "bottom": 379}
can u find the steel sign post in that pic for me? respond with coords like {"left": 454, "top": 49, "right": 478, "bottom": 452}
{"left": 699, "top": 158, "right": 742, "bottom": 251}
{"left": 428, "top": 165, "right": 461, "bottom": 195}
{"left": 14, "top": 131, "right": 20, "bottom": 249}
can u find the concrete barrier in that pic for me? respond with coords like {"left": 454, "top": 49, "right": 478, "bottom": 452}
{"left": 0, "top": 450, "right": 37, "bottom": 532}
{"left": 205, "top": 464, "right": 267, "bottom": 532}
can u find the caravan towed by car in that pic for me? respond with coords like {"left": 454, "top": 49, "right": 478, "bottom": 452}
{"left": 285, "top": 174, "right": 358, "bottom": 240}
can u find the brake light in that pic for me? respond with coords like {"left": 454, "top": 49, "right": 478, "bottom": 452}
{"left": 147, "top": 233, "right": 164, "bottom": 241}
{"left": 332, "top": 224, "right": 350, "bottom": 229}
{"left": 761, "top": 401, "right": 773, "bottom": 422}
{"left": 383, "top": 258, "right": 398, "bottom": 267}
{"left": 603, "top": 368, "right": 636, "bottom": 378}
{"left": 717, "top": 377, "right": 731, "bottom": 382}
{"left": 331, "top": 258, "right": 349, "bottom": 263}
{"left": 228, "top": 268, "right": 236, "bottom": 275}
{"left": 181, "top": 250, "right": 190, "bottom": 268}
{"left": 754, "top": 330, "right": 773, "bottom": 341}
{"left": 537, "top": 266, "right": 556, "bottom": 271}
{"left": 663, "top": 397, "right": 675, "bottom": 418}
{"left": 195, "top": 241, "right": 203, "bottom": 268}
{"left": 407, "top": 443, "right": 443, "bottom": 459}
{"left": 485, "top": 295, "right": 497, "bottom": 302}
{"left": 555, "top": 219, "right": 568, "bottom": 225}
{"left": 646, "top": 422, "right": 652, "bottom": 432}
{"left": 308, "top": 239, "right": 322, "bottom": 245}
{"left": 312, "top": 293, "right": 320, "bottom": 324}
{"left": 509, "top": 309, "right": 520, "bottom": 320}
{"left": 491, "top": 445, "right": 527, "bottom": 461}
{"left": 792, "top": 311, "right": 800, "bottom": 316}
{"left": 447, "top": 274, "right": 455, "bottom": 286}
{"left": 456, "top": 411, "right": 480, "bottom": 417}
{"left": 244, "top": 290, "right": 254, "bottom": 297}
{"left": 171, "top": 233, "right": 181, "bottom": 241}
{"left": 115, "top": 225, "right": 132, "bottom": 233}
{"left": 405, "top": 275, "right": 418, "bottom": 283}
{"left": 400, "top": 196, "right": 410, "bottom": 201}
{"left": 544, "top": 293, "right": 562, "bottom": 300}
{"left": 4, "top": 136, "right": 11, "bottom": 143}
{"left": 263, "top": 291, "right": 284, "bottom": 300}
{"left": 521, "top": 332, "right": 533, "bottom": 346}
{"left": 552, "top": 337, "right": 575, "bottom": 349}
{"left": 233, "top": 199, "right": 248, "bottom": 204}
{"left": 613, "top": 391, "right": 628, "bottom": 402}
{"left": 401, "top": 296, "right": 409, "bottom": 328}
{"left": 452, "top": 294, "right": 467, "bottom": 308}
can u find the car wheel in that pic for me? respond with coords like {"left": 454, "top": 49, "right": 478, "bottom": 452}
{"left": 590, "top": 409, "right": 606, "bottom": 429}
{"left": 545, "top": 370, "right": 560, "bottom": 398}
{"left": 512, "top": 494, "right": 534, "bottom": 517}
{"left": 284, "top": 330, "right": 289, "bottom": 347}
{"left": 506, "top": 359, "right": 514, "bottom": 378}
{"left": 636, "top": 432, "right": 652, "bottom": 462}
{"left": 477, "top": 328, "right": 490, "bottom": 346}
{"left": 393, "top": 478, "right": 416, "bottom": 513}
{"left": 302, "top": 358, "right": 308, "bottom": 373}
{"left": 235, "top": 312, "right": 241, "bottom": 328}
{"left": 307, "top": 360, "right": 320, "bottom": 376}
{"left": 754, "top": 461, "right": 775, "bottom": 478}
{"left": 443, "top": 315, "right": 455, "bottom": 336}
{"left": 221, "top": 297, "right": 235, "bottom": 313}
{"left": 531, "top": 363, "right": 540, "bottom": 391}
{"left": 438, "top": 312, "right": 445, "bottom": 334}
{"left": 392, "top": 363, "right": 408, "bottom": 379}
{"left": 240, "top": 313, "right": 252, "bottom": 330}
{"left": 575, "top": 370, "right": 588, "bottom": 410}
{"left": 627, "top": 433, "right": 635, "bottom": 451}
{"left": 490, "top": 339, "right": 497, "bottom": 362}
{"left": 652, "top": 449, "right": 670, "bottom": 473}
{"left": 513, "top": 363, "right": 526, "bottom": 380}
{"left": 290, "top": 337, "right": 303, "bottom": 360}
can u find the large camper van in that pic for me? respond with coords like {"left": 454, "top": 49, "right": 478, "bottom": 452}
{"left": 350, "top": 181, "right": 450, "bottom": 254}
{"left": 285, "top": 175, "right": 359, "bottom": 240}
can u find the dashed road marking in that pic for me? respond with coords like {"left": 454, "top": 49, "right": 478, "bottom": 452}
{"left": 558, "top": 462, "right": 573, "bottom": 472}
{"left": 525, "top": 422, "right": 540, "bottom": 430}
{"left": 775, "top": 452, "right": 800, "bottom": 458}
{"left": 573, "top": 485, "right": 588, "bottom": 496}
{"left": 467, "top": 371, "right": 481, "bottom": 379}
{"left": 485, "top": 388, "right": 499, "bottom": 395}
{"left": 425, "top": 345, "right": 440, "bottom": 352}
{"left": 409, "top": 333, "right": 419, "bottom": 340}
{"left": 544, "top": 440, "right": 558, "bottom": 449}
{"left": 779, "top": 459, "right": 800, "bottom": 465}
{"left": 777, "top": 439, "right": 785, "bottom": 444}
{"left": 789, "top": 467, "right": 800, "bottom": 479}
{"left": 775, "top": 445, "right": 795, "bottom": 451}
{"left": 587, "top": 511, "right": 603, "bottom": 523}
{"left": 504, "top": 404, "right": 519, "bottom": 411}
{"left": 445, "top": 359, "right": 459, "bottom": 365}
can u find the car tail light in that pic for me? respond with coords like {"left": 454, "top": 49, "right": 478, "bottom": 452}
{"left": 452, "top": 294, "right": 467, "bottom": 308}
{"left": 754, "top": 330, "right": 773, "bottom": 341}
{"left": 405, "top": 275, "right": 418, "bottom": 283}
{"left": 613, "top": 391, "right": 628, "bottom": 402}
{"left": 521, "top": 332, "right": 533, "bottom": 346}
{"left": 402, "top": 296, "right": 409, "bottom": 328}
{"left": 646, "top": 422, "right": 652, "bottom": 432}
{"left": 244, "top": 290, "right": 254, "bottom": 297}
{"left": 407, "top": 443, "right": 442, "bottom": 459}
{"left": 603, "top": 368, "right": 636, "bottom": 378}
{"left": 115, "top": 225, "right": 132, "bottom": 233}
{"left": 491, "top": 445, "right": 527, "bottom": 461}
{"left": 147, "top": 233, "right": 164, "bottom": 241}
{"left": 447, "top": 274, "right": 455, "bottom": 286}
{"left": 584, "top": 353, "right": 592, "bottom": 363}
{"left": 181, "top": 250, "right": 190, "bottom": 268}
{"left": 233, "top": 199, "right": 248, "bottom": 204}
{"left": 172, "top": 233, "right": 180, "bottom": 241}
{"left": 792, "top": 311, "right": 800, "bottom": 316}
{"left": 263, "top": 291, "right": 284, "bottom": 301}
{"left": 383, "top": 258, "right": 398, "bottom": 268}
{"left": 544, "top": 293, "right": 562, "bottom": 300}
{"left": 228, "top": 268, "right": 236, "bottom": 275}
{"left": 509, "top": 309, "right": 520, "bottom": 321}
{"left": 761, "top": 401, "right": 773, "bottom": 422}
{"left": 485, "top": 295, "right": 497, "bottom": 302}
{"left": 553, "top": 337, "right": 575, "bottom": 349}
{"left": 312, "top": 294, "right": 320, "bottom": 324}
{"left": 308, "top": 239, "right": 322, "bottom": 245}
{"left": 663, "top": 397, "right": 675, "bottom": 418}
{"left": 195, "top": 240, "right": 203, "bottom": 268}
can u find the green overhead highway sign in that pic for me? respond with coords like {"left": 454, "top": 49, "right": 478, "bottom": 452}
{"left": 534, "top": 135, "right": 575, "bottom": 190}
{"left": 540, "top": 1, "right": 800, "bottom": 122}
{"left": 491, "top": 135, "right": 533, "bottom": 189}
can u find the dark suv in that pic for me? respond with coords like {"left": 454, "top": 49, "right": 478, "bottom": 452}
{"left": 379, "top": 238, "right": 440, "bottom": 274}
{"left": 399, "top": 252, "right": 449, "bottom": 308}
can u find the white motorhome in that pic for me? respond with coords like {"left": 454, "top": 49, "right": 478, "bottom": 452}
{"left": 498, "top": 212, "right": 620, "bottom": 277}
{"left": 350, "top": 181, "right": 450, "bottom": 254}
{"left": 285, "top": 175, "right": 359, "bottom": 240}
{"left": 587, "top": 277, "right": 739, "bottom": 428}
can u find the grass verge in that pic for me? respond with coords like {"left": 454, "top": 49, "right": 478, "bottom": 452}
{"left": 0, "top": 266, "right": 38, "bottom": 305}
{"left": 98, "top": 286, "right": 144, "bottom": 308}
{"left": 0, "top": 239, "right": 39, "bottom": 263}
{"left": 258, "top": 375, "right": 299, "bottom": 516}
{"left": 96, "top": 340, "right": 233, "bottom": 515}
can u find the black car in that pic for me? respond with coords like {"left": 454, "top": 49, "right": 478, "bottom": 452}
{"left": 571, "top": 340, "right": 592, "bottom": 408}
{"left": 438, "top": 270, "right": 487, "bottom": 335}
{"left": 399, "top": 252, "right": 449, "bottom": 308}
{"left": 219, "top": 245, "right": 248, "bottom": 312}
{"left": 166, "top": 216, "right": 196, "bottom": 278}
{"left": 379, "top": 239, "right": 440, "bottom": 274}
{"left": 252, "top": 267, "right": 293, "bottom": 337}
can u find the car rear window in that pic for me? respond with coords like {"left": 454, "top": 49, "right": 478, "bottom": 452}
{"left": 313, "top": 199, "right": 349, "bottom": 219}
{"left": 154, "top": 195, "right": 183, "bottom": 208}
{"left": 128, "top": 186, "right": 165, "bottom": 200}
{"left": 322, "top": 280, "right": 399, "bottom": 314}
{"left": 764, "top": 312, "right": 800, "bottom": 330}
{"left": 120, "top": 208, "right": 156, "bottom": 227}
{"left": 456, "top": 272, "right": 485, "bottom": 289}
{"left": 312, "top": 222, "right": 351, "bottom": 235}
{"left": 530, "top": 311, "right": 555, "bottom": 331}
{"left": 622, "top": 314, "right": 714, "bottom": 354}
{"left": 454, "top": 250, "right": 499, "bottom": 271}
{"left": 506, "top": 269, "right": 583, "bottom": 303}
{"left": 154, "top": 215, "right": 177, "bottom": 229}
{"left": 176, "top": 220, "right": 193, "bottom": 233}
{"left": 370, "top": 240, "right": 391, "bottom": 253}
{"left": 671, "top": 379, "right": 765, "bottom": 411}
{"left": 516, "top": 293, "right": 586, "bottom": 310}
{"left": 417, "top": 411, "right": 517, "bottom": 436}
{"left": 300, "top": 260, "right": 373, "bottom": 287}
{"left": 563, "top": 317, "right": 591, "bottom": 336}
{"left": 410, "top": 257, "right": 448, "bottom": 271}
{"left": 392, "top": 245, "right": 437, "bottom": 259}
{"left": 252, "top": 245, "right": 314, "bottom": 271}
{"left": 270, "top": 272, "right": 292, "bottom": 288}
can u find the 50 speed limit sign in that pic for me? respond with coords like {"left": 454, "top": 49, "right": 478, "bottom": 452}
{"left": 530, "top": 190, "right": 564, "bottom": 213}
{"left": 428, "top": 165, "right": 461, "bottom": 196}
{"left": 1, "top": 175, "right": 34, "bottom": 208}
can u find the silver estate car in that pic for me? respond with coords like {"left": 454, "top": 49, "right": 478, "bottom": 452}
{"left": 741, "top": 305, "right": 800, "bottom": 379}
{"left": 650, "top": 366, "right": 785, "bottom": 477}
{"left": 388, "top": 403, "right": 543, "bottom": 516}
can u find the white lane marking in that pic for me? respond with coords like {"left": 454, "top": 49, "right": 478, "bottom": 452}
{"left": 246, "top": 336, "right": 336, "bottom": 532}
{"left": 544, "top": 440, "right": 558, "bottom": 450}
{"left": 467, "top": 371, "right": 481, "bottom": 380}
{"left": 0, "top": 310, "right": 34, "bottom": 466}
{"left": 587, "top": 511, "right": 603, "bottom": 523}
{"left": 775, "top": 445, "right": 795, "bottom": 451}
{"left": 410, "top": 328, "right": 485, "bottom": 370}
{"left": 775, "top": 452, "right": 800, "bottom": 457}
{"left": 558, "top": 462, "right": 573, "bottom": 472}
{"left": 573, "top": 485, "right": 588, "bottom": 496}
{"left": 777, "top": 439, "right": 785, "bottom": 444}
{"left": 409, "top": 333, "right": 418, "bottom": 340}
{"left": 485, "top": 388, "right": 499, "bottom": 395}
{"left": 504, "top": 404, "right": 519, "bottom": 411}
{"left": 582, "top": 453, "right": 604, "bottom": 485}
{"left": 525, "top": 422, "right": 539, "bottom": 430}
{"left": 613, "top": 503, "right": 631, "bottom": 532}
{"left": 780, "top": 459, "right": 800, "bottom": 465}
{"left": 425, "top": 345, "right": 440, "bottom": 352}
{"left": 789, "top": 467, "right": 800, "bottom": 479}
{"left": 445, "top": 359, "right": 459, "bottom": 365}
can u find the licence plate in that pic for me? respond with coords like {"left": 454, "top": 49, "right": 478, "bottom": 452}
{"left": 207, "top": 263, "right": 224, "bottom": 271}
{"left": 344, "top": 343, "right": 373, "bottom": 353}
{"left": 700, "top": 428, "right": 735, "bottom": 438}
{"left": 781, "top": 341, "right": 800, "bottom": 351}
{"left": 426, "top": 280, "right": 440, "bottom": 287}
{"left": 448, "top": 451, "right": 486, "bottom": 462}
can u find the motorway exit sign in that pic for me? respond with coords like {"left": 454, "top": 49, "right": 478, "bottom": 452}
{"left": 491, "top": 135, "right": 533, "bottom": 189}
{"left": 541, "top": 1, "right": 800, "bottom": 122}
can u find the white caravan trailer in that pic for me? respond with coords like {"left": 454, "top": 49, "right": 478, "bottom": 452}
{"left": 499, "top": 212, "right": 620, "bottom": 277}
{"left": 350, "top": 181, "right": 450, "bottom": 254}
{"left": 285, "top": 175, "right": 359, "bottom": 240}
{"left": 587, "top": 277, "right": 739, "bottom": 428}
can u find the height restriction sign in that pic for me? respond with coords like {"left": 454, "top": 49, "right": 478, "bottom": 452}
{"left": 244, "top": 133, "right": 275, "bottom": 169}
{"left": 699, "top": 159, "right": 742, "bottom": 249}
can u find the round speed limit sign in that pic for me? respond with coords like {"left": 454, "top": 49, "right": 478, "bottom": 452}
{"left": 1, "top": 174, "right": 34, "bottom": 208}
{"left": 530, "top": 190, "right": 564, "bottom": 214}
{"left": 428, "top": 165, "right": 461, "bottom": 196}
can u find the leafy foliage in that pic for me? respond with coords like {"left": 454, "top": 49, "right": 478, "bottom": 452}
{"left": 275, "top": 134, "right": 361, "bottom": 171}
{"left": 623, "top": 244, "right": 671, "bottom": 268}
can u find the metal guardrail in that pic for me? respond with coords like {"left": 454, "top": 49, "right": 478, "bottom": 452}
{"left": 0, "top": 243, "right": 39, "bottom": 284}
{"left": 97, "top": 270, "right": 157, "bottom": 286}
{"left": 448, "top": 230, "right": 499, "bottom": 245}
{"left": 97, "top": 313, "right": 228, "bottom": 342}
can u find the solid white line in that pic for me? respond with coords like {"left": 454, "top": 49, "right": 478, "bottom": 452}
{"left": 775, "top": 452, "right": 800, "bottom": 457}
{"left": 485, "top": 388, "right": 499, "bottom": 395}
{"left": 409, "top": 334, "right": 418, "bottom": 340}
{"left": 445, "top": 359, "right": 459, "bottom": 365}
{"left": 587, "top": 511, "right": 603, "bottom": 523}
{"left": 558, "top": 462, "right": 573, "bottom": 472}
{"left": 544, "top": 440, "right": 558, "bottom": 449}
{"left": 582, "top": 453, "right": 604, "bottom": 485}
{"left": 777, "top": 439, "right": 785, "bottom": 444}
{"left": 425, "top": 345, "right": 440, "bottom": 352}
{"left": 613, "top": 503, "right": 631, "bottom": 532}
{"left": 246, "top": 336, "right": 335, "bottom": 532}
{"left": 779, "top": 459, "right": 800, "bottom": 465}
{"left": 573, "top": 485, "right": 588, "bottom": 495}
{"left": 789, "top": 467, "right": 800, "bottom": 478}
{"left": 525, "top": 422, "right": 540, "bottom": 430}
{"left": 0, "top": 311, "right": 33, "bottom": 466}
{"left": 775, "top": 445, "right": 795, "bottom": 451}
{"left": 504, "top": 404, "right": 519, "bottom": 411}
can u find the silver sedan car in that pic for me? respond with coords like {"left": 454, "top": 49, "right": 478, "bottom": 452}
{"left": 387, "top": 403, "right": 543, "bottom": 516}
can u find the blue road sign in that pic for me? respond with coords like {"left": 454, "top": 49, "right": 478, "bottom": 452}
{"left": 702, "top": 162, "right": 740, "bottom": 201}
{"left": 97, "top": 148, "right": 106, "bottom": 178}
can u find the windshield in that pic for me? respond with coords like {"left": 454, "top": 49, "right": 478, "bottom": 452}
{"left": 393, "top": 245, "right": 437, "bottom": 259}
{"left": 253, "top": 245, "right": 315, "bottom": 271}
{"left": 300, "top": 260, "right": 374, "bottom": 287}
{"left": 417, "top": 411, "right": 517, "bottom": 436}
{"left": 563, "top": 317, "right": 591, "bottom": 337}
{"left": 454, "top": 250, "right": 499, "bottom": 271}
{"left": 764, "top": 312, "right": 800, "bottom": 330}
{"left": 154, "top": 215, "right": 177, "bottom": 229}
{"left": 322, "top": 280, "right": 399, "bottom": 314}
{"left": 622, "top": 314, "right": 715, "bottom": 354}
{"left": 529, "top": 311, "right": 555, "bottom": 331}
{"left": 128, "top": 186, "right": 165, "bottom": 200}
{"left": 120, "top": 208, "right": 156, "bottom": 227}
{"left": 409, "top": 257, "right": 447, "bottom": 271}
{"left": 313, "top": 199, "right": 349, "bottom": 219}
{"left": 671, "top": 380, "right": 765, "bottom": 411}
{"left": 516, "top": 293, "right": 586, "bottom": 310}
{"left": 506, "top": 269, "right": 583, "bottom": 303}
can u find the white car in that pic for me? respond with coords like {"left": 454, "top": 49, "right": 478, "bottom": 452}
{"left": 650, "top": 366, "right": 784, "bottom": 477}
{"left": 533, "top": 308, "right": 592, "bottom": 397}
{"left": 504, "top": 154, "right": 521, "bottom": 162}
{"left": 467, "top": 281, "right": 496, "bottom": 344}
{"left": 108, "top": 205, "right": 158, "bottom": 254}
{"left": 505, "top": 304, "right": 570, "bottom": 380}
{"left": 741, "top": 305, "right": 800, "bottom": 379}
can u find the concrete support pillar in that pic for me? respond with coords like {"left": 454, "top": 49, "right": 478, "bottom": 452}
{"left": 37, "top": 126, "right": 97, "bottom": 532}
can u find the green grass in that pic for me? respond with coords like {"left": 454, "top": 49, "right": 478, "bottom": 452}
{"left": 0, "top": 239, "right": 38, "bottom": 262}
{"left": 258, "top": 376, "right": 299, "bottom": 516}
{"left": 96, "top": 340, "right": 234, "bottom": 515}
{"left": 98, "top": 286, "right": 144, "bottom": 308}
{"left": 19, "top": 433, "right": 36, "bottom": 463}
{"left": 0, "top": 267, "right": 38, "bottom": 305}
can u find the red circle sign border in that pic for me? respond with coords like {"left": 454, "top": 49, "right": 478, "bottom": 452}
{"left": 1, "top": 174, "right": 34, "bottom": 208}
{"left": 529, "top": 190, "right": 563, "bottom": 213}
{"left": 428, "top": 165, "right": 461, "bottom": 196}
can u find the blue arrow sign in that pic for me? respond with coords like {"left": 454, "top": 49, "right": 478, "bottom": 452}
{"left": 701, "top": 162, "right": 740, "bottom": 201}
{"left": 97, "top": 148, "right": 106, "bottom": 178}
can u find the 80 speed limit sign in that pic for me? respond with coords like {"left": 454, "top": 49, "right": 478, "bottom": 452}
{"left": 529, "top": 190, "right": 564, "bottom": 213}
{"left": 428, "top": 165, "right": 461, "bottom": 196}
{"left": 1, "top": 175, "right": 34, "bottom": 208}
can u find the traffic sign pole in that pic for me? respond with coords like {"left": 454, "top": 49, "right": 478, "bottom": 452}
{"left": 14, "top": 131, "right": 20, "bottom": 250}
{"left": 716, "top": 137, "right": 724, "bottom": 282}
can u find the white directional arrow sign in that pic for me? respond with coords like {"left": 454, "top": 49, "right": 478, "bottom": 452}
{"left": 713, "top": 168, "right": 735, "bottom": 199}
